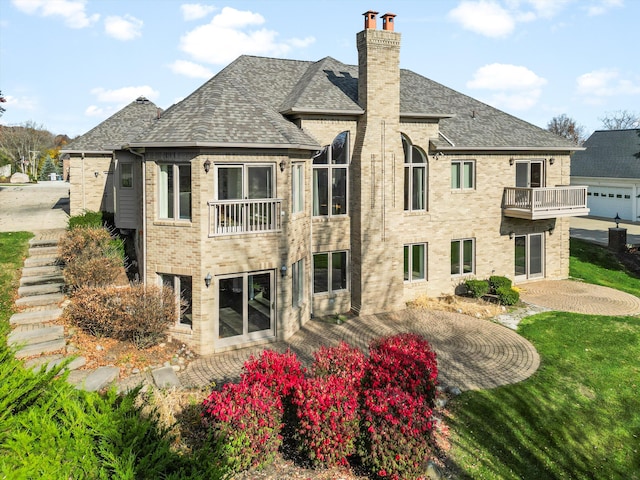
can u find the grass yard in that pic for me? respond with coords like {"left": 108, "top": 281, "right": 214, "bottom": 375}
{"left": 0, "top": 231, "right": 32, "bottom": 325}
{"left": 446, "top": 238, "right": 640, "bottom": 479}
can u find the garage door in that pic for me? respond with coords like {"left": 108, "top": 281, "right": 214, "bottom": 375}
{"left": 587, "top": 186, "right": 633, "bottom": 220}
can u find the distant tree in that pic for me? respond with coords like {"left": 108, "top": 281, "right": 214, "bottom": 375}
{"left": 0, "top": 121, "right": 54, "bottom": 179}
{"left": 0, "top": 90, "right": 6, "bottom": 118}
{"left": 599, "top": 110, "right": 640, "bottom": 130}
{"left": 39, "top": 155, "right": 59, "bottom": 180}
{"left": 547, "top": 114, "right": 587, "bottom": 145}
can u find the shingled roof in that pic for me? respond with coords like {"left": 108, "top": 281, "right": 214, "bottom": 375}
{"left": 129, "top": 54, "right": 576, "bottom": 152}
{"left": 63, "top": 97, "right": 160, "bottom": 153}
{"left": 571, "top": 129, "right": 640, "bottom": 178}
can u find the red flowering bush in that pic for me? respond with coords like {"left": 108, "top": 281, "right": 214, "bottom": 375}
{"left": 360, "top": 386, "right": 434, "bottom": 480}
{"left": 366, "top": 333, "right": 438, "bottom": 407}
{"left": 202, "top": 381, "right": 283, "bottom": 472}
{"left": 312, "top": 341, "right": 366, "bottom": 387}
{"left": 240, "top": 349, "right": 306, "bottom": 398}
{"left": 292, "top": 375, "right": 360, "bottom": 468}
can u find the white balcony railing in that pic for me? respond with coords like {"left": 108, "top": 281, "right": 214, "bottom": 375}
{"left": 503, "top": 186, "right": 589, "bottom": 220}
{"left": 208, "top": 198, "right": 283, "bottom": 236}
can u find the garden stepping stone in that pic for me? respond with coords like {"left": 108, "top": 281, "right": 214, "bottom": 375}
{"left": 151, "top": 366, "right": 182, "bottom": 389}
{"left": 21, "top": 265, "right": 62, "bottom": 277}
{"left": 23, "top": 256, "right": 58, "bottom": 268}
{"left": 18, "top": 282, "right": 63, "bottom": 297}
{"left": 15, "top": 292, "right": 64, "bottom": 307}
{"left": 10, "top": 308, "right": 62, "bottom": 325}
{"left": 20, "top": 273, "right": 64, "bottom": 286}
{"left": 13, "top": 338, "right": 67, "bottom": 358}
{"left": 24, "top": 354, "right": 86, "bottom": 372}
{"left": 74, "top": 366, "right": 120, "bottom": 392}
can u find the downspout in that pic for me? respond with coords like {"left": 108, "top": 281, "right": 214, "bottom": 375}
{"left": 81, "top": 152, "right": 86, "bottom": 212}
{"left": 309, "top": 156, "right": 314, "bottom": 319}
{"left": 128, "top": 148, "right": 146, "bottom": 286}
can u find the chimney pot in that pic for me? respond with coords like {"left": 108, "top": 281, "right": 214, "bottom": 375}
{"left": 382, "top": 13, "right": 396, "bottom": 31}
{"left": 363, "top": 10, "right": 379, "bottom": 30}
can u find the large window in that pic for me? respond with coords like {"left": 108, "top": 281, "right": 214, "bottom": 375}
{"left": 451, "top": 238, "right": 474, "bottom": 275}
{"left": 313, "top": 131, "right": 349, "bottom": 217}
{"left": 451, "top": 160, "right": 475, "bottom": 190}
{"left": 313, "top": 251, "right": 348, "bottom": 294}
{"left": 402, "top": 135, "right": 428, "bottom": 211}
{"left": 160, "top": 274, "right": 192, "bottom": 327}
{"left": 159, "top": 164, "right": 191, "bottom": 220}
{"left": 292, "top": 258, "right": 304, "bottom": 307}
{"left": 216, "top": 164, "right": 273, "bottom": 200}
{"left": 292, "top": 163, "right": 304, "bottom": 214}
{"left": 120, "top": 163, "right": 133, "bottom": 188}
{"left": 404, "top": 243, "right": 427, "bottom": 282}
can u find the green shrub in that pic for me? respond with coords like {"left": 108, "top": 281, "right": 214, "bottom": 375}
{"left": 465, "top": 279, "right": 490, "bottom": 298}
{"left": 66, "top": 284, "right": 176, "bottom": 348}
{"left": 496, "top": 286, "right": 520, "bottom": 306}
{"left": 489, "top": 275, "right": 512, "bottom": 292}
{"left": 68, "top": 210, "right": 103, "bottom": 229}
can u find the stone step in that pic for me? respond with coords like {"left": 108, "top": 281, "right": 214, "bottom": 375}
{"left": 15, "top": 292, "right": 64, "bottom": 307}
{"left": 29, "top": 246, "right": 59, "bottom": 256}
{"left": 13, "top": 338, "right": 67, "bottom": 359}
{"left": 10, "top": 308, "right": 63, "bottom": 325}
{"left": 21, "top": 265, "right": 62, "bottom": 277}
{"left": 20, "top": 273, "right": 65, "bottom": 286}
{"left": 9, "top": 324, "right": 64, "bottom": 347}
{"left": 24, "top": 256, "right": 59, "bottom": 268}
{"left": 71, "top": 366, "right": 120, "bottom": 392}
{"left": 30, "top": 239, "right": 59, "bottom": 248}
{"left": 24, "top": 355, "right": 86, "bottom": 372}
{"left": 18, "top": 283, "right": 64, "bottom": 297}
{"left": 151, "top": 366, "right": 182, "bottom": 389}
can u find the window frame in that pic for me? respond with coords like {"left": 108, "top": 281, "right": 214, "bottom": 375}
{"left": 159, "top": 273, "right": 193, "bottom": 328}
{"left": 312, "top": 250, "right": 349, "bottom": 295}
{"left": 451, "top": 238, "right": 475, "bottom": 276}
{"left": 402, "top": 135, "right": 428, "bottom": 211}
{"left": 292, "top": 162, "right": 304, "bottom": 214}
{"left": 404, "top": 243, "right": 427, "bottom": 282}
{"left": 158, "top": 163, "right": 191, "bottom": 221}
{"left": 451, "top": 160, "right": 475, "bottom": 190}
{"left": 292, "top": 258, "right": 304, "bottom": 307}
{"left": 215, "top": 163, "right": 275, "bottom": 200}
{"left": 120, "top": 162, "right": 133, "bottom": 189}
{"left": 312, "top": 131, "right": 349, "bottom": 217}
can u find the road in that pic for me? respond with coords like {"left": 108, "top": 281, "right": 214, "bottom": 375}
{"left": 0, "top": 181, "right": 70, "bottom": 232}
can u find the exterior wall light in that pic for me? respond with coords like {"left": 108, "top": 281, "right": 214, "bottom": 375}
{"left": 204, "top": 272, "right": 212, "bottom": 288}
{"left": 279, "top": 159, "right": 287, "bottom": 172}
{"left": 509, "top": 158, "right": 515, "bottom": 166}
{"left": 614, "top": 213, "right": 621, "bottom": 228}
{"left": 549, "top": 157, "right": 555, "bottom": 165}
{"left": 204, "top": 159, "right": 211, "bottom": 173}
{"left": 509, "top": 231, "right": 515, "bottom": 239}
{"left": 94, "top": 171, "right": 99, "bottom": 177}
{"left": 280, "top": 265, "right": 287, "bottom": 277}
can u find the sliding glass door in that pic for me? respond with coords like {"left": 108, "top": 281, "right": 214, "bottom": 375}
{"left": 515, "top": 233, "right": 544, "bottom": 280}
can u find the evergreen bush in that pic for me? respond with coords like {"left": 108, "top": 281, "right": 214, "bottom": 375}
{"left": 464, "top": 279, "right": 490, "bottom": 298}
{"left": 489, "top": 275, "right": 512, "bottom": 292}
{"left": 68, "top": 210, "right": 103, "bottom": 229}
{"left": 496, "top": 286, "right": 520, "bottom": 306}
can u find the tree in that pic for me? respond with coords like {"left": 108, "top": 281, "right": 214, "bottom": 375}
{"left": 547, "top": 114, "right": 587, "bottom": 145}
{"left": 0, "top": 121, "right": 54, "bottom": 179}
{"left": 0, "top": 90, "right": 6, "bottom": 118}
{"left": 599, "top": 110, "right": 640, "bottom": 130}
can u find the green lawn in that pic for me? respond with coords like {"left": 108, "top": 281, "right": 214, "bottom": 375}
{"left": 447, "top": 239, "right": 640, "bottom": 479}
{"left": 0, "top": 231, "right": 32, "bottom": 325}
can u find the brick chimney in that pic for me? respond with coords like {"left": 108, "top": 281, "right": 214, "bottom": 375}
{"left": 351, "top": 11, "right": 404, "bottom": 315}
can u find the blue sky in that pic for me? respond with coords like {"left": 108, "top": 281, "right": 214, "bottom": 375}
{"left": 1, "top": 0, "right": 638, "bottom": 138}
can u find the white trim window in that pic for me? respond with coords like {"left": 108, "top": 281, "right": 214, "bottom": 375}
{"left": 292, "top": 258, "right": 304, "bottom": 307}
{"left": 159, "top": 163, "right": 191, "bottom": 220}
{"left": 159, "top": 274, "right": 192, "bottom": 327}
{"left": 313, "top": 251, "right": 348, "bottom": 294}
{"left": 451, "top": 238, "right": 475, "bottom": 275}
{"left": 216, "top": 164, "right": 273, "bottom": 200}
{"left": 402, "top": 135, "right": 428, "bottom": 211}
{"left": 292, "top": 163, "right": 304, "bottom": 214}
{"left": 404, "top": 243, "right": 427, "bottom": 282}
{"left": 313, "top": 131, "right": 349, "bottom": 217}
{"left": 451, "top": 160, "right": 475, "bottom": 190}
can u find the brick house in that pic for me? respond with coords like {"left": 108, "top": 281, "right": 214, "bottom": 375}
{"left": 70, "top": 12, "right": 588, "bottom": 355}
{"left": 62, "top": 96, "right": 160, "bottom": 216}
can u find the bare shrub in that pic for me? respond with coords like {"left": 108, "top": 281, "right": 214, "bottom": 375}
{"left": 63, "top": 252, "right": 123, "bottom": 289}
{"left": 66, "top": 283, "right": 176, "bottom": 348}
{"left": 58, "top": 226, "right": 114, "bottom": 264}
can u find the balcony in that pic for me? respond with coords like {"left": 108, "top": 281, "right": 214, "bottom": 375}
{"left": 208, "top": 199, "right": 283, "bottom": 236}
{"left": 503, "top": 186, "right": 589, "bottom": 220}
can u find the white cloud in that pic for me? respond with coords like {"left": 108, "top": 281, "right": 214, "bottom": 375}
{"left": 11, "top": 0, "right": 99, "bottom": 28}
{"left": 448, "top": 1, "right": 515, "bottom": 38}
{"left": 587, "top": 0, "right": 623, "bottom": 16}
{"left": 2, "top": 94, "right": 37, "bottom": 111}
{"left": 179, "top": 6, "right": 315, "bottom": 65}
{"left": 576, "top": 69, "right": 640, "bottom": 97}
{"left": 104, "top": 14, "right": 143, "bottom": 41}
{"left": 168, "top": 60, "right": 214, "bottom": 79}
{"left": 523, "top": 0, "right": 573, "bottom": 19}
{"left": 467, "top": 63, "right": 547, "bottom": 110}
{"left": 85, "top": 105, "right": 109, "bottom": 117}
{"left": 90, "top": 86, "right": 159, "bottom": 104}
{"left": 181, "top": 3, "right": 217, "bottom": 21}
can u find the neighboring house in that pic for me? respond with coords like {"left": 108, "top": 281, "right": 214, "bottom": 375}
{"left": 61, "top": 97, "right": 161, "bottom": 216}
{"left": 571, "top": 129, "right": 640, "bottom": 221}
{"left": 72, "top": 12, "right": 588, "bottom": 355}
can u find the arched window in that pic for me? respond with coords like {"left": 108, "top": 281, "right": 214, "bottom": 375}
{"left": 312, "top": 131, "right": 349, "bottom": 216}
{"left": 402, "top": 134, "right": 428, "bottom": 211}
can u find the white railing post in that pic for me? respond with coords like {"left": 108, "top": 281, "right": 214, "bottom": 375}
{"left": 208, "top": 199, "right": 283, "bottom": 236}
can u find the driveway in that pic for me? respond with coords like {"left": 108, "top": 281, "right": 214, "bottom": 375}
{"left": 0, "top": 181, "right": 69, "bottom": 232}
